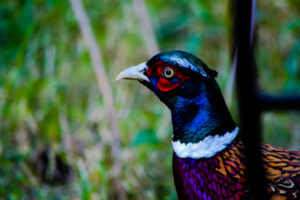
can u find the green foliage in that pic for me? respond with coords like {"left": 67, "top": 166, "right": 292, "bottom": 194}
{"left": 0, "top": 0, "right": 299, "bottom": 199}
{"left": 131, "top": 130, "right": 159, "bottom": 147}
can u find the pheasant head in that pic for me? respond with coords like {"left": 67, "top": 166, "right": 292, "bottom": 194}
{"left": 117, "top": 50, "right": 237, "bottom": 159}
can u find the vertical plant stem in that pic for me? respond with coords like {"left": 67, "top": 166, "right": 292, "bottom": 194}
{"left": 225, "top": 49, "right": 237, "bottom": 107}
{"left": 132, "top": 0, "right": 159, "bottom": 56}
{"left": 69, "top": 0, "right": 126, "bottom": 199}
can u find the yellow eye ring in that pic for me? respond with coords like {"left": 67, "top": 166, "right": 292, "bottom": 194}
{"left": 162, "top": 67, "right": 174, "bottom": 78}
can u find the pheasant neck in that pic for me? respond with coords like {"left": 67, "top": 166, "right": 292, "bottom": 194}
{"left": 169, "top": 81, "right": 237, "bottom": 158}
{"left": 171, "top": 84, "right": 236, "bottom": 139}
{"left": 172, "top": 127, "right": 239, "bottom": 159}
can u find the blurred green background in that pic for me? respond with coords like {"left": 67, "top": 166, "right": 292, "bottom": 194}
{"left": 0, "top": 0, "right": 299, "bottom": 199}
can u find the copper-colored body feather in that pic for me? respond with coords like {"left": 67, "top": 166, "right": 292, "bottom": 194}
{"left": 173, "top": 138, "right": 300, "bottom": 199}
{"left": 219, "top": 140, "right": 300, "bottom": 199}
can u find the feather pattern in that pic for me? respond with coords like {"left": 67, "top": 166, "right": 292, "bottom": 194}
{"left": 173, "top": 137, "right": 300, "bottom": 200}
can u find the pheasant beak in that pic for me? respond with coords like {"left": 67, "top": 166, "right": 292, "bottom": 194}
{"left": 116, "top": 62, "right": 150, "bottom": 82}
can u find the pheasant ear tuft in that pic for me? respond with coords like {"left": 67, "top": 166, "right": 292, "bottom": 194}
{"left": 209, "top": 69, "right": 218, "bottom": 78}
{"left": 200, "top": 63, "right": 218, "bottom": 78}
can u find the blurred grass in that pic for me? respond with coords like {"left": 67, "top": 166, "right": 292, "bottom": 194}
{"left": 0, "top": 0, "right": 299, "bottom": 199}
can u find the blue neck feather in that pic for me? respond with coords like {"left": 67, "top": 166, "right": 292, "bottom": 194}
{"left": 166, "top": 79, "right": 236, "bottom": 143}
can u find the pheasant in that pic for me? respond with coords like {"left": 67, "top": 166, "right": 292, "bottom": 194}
{"left": 116, "top": 50, "right": 300, "bottom": 199}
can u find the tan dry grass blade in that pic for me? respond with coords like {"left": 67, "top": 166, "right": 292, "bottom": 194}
{"left": 133, "top": 0, "right": 160, "bottom": 56}
{"left": 69, "top": 0, "right": 126, "bottom": 199}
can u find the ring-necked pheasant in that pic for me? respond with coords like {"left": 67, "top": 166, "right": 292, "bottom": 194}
{"left": 116, "top": 50, "right": 300, "bottom": 199}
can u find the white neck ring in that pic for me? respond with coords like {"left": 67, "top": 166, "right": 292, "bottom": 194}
{"left": 172, "top": 127, "right": 239, "bottom": 159}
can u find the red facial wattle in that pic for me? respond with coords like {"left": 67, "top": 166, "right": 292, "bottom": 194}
{"left": 147, "top": 62, "right": 189, "bottom": 92}
{"left": 156, "top": 77, "right": 181, "bottom": 92}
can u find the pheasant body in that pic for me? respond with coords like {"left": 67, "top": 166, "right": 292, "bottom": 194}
{"left": 116, "top": 50, "right": 300, "bottom": 199}
{"left": 173, "top": 137, "right": 300, "bottom": 199}
{"left": 173, "top": 138, "right": 247, "bottom": 200}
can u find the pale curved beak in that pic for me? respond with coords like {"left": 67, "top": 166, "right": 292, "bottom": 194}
{"left": 115, "top": 62, "right": 149, "bottom": 82}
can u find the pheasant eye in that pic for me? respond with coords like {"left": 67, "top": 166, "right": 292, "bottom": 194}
{"left": 162, "top": 67, "right": 174, "bottom": 78}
